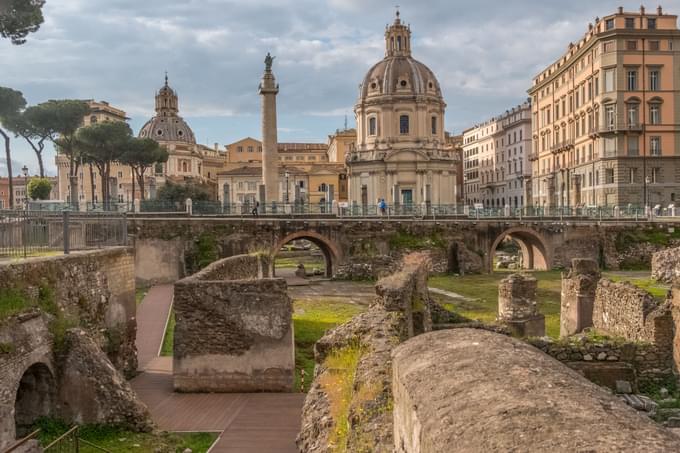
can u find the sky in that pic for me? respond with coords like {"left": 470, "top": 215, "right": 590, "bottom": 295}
{"left": 1, "top": 0, "right": 677, "bottom": 176}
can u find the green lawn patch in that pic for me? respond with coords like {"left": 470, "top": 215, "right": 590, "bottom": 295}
{"left": 160, "top": 310, "right": 175, "bottom": 357}
{"left": 0, "top": 288, "right": 30, "bottom": 320}
{"left": 429, "top": 271, "right": 563, "bottom": 338}
{"left": 34, "top": 418, "right": 217, "bottom": 452}
{"left": 135, "top": 286, "right": 148, "bottom": 306}
{"left": 293, "top": 299, "right": 365, "bottom": 392}
{"left": 602, "top": 273, "right": 669, "bottom": 301}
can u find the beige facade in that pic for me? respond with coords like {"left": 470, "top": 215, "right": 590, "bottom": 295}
{"left": 528, "top": 6, "right": 680, "bottom": 208}
{"left": 463, "top": 103, "right": 532, "bottom": 208}
{"left": 347, "top": 12, "right": 458, "bottom": 207}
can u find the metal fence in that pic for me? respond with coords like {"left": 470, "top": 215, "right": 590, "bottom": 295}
{"left": 0, "top": 210, "right": 128, "bottom": 259}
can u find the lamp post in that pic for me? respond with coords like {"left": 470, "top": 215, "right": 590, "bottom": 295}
{"left": 645, "top": 175, "right": 651, "bottom": 216}
{"left": 21, "top": 165, "right": 29, "bottom": 210}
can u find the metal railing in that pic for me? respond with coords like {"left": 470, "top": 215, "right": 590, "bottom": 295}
{"left": 2, "top": 427, "right": 111, "bottom": 453}
{"left": 0, "top": 210, "right": 128, "bottom": 259}
{"left": 3, "top": 429, "right": 40, "bottom": 452}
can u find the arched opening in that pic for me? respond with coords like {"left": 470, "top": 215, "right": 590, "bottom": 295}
{"left": 271, "top": 232, "right": 341, "bottom": 279}
{"left": 14, "top": 363, "right": 55, "bottom": 437}
{"left": 489, "top": 228, "right": 550, "bottom": 273}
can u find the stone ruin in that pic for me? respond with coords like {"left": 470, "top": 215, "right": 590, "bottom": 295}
{"left": 172, "top": 254, "right": 295, "bottom": 392}
{"left": 652, "top": 245, "right": 680, "bottom": 284}
{"left": 496, "top": 273, "right": 544, "bottom": 337}
{"left": 560, "top": 258, "right": 600, "bottom": 337}
{"left": 0, "top": 249, "right": 152, "bottom": 449}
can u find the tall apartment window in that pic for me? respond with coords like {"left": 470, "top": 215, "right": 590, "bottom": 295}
{"left": 670, "top": 40, "right": 674, "bottom": 51}
{"left": 625, "top": 17, "right": 635, "bottom": 29}
{"left": 431, "top": 116, "right": 437, "bottom": 135}
{"left": 399, "top": 115, "right": 409, "bottom": 135}
{"left": 604, "top": 68, "right": 616, "bottom": 92}
{"left": 649, "top": 69, "right": 660, "bottom": 91}
{"left": 649, "top": 40, "right": 660, "bottom": 51}
{"left": 594, "top": 76, "right": 600, "bottom": 96}
{"left": 626, "top": 40, "right": 638, "bottom": 51}
{"left": 650, "top": 104, "right": 661, "bottom": 124}
{"left": 555, "top": 103, "right": 560, "bottom": 119}
{"left": 650, "top": 136, "right": 661, "bottom": 156}
{"left": 626, "top": 69, "right": 637, "bottom": 90}
{"left": 628, "top": 136, "right": 639, "bottom": 156}
{"left": 368, "top": 117, "right": 377, "bottom": 136}
{"left": 606, "top": 19, "right": 614, "bottom": 30}
{"left": 247, "top": 146, "right": 254, "bottom": 153}
{"left": 648, "top": 18, "right": 657, "bottom": 29}
{"left": 587, "top": 80, "right": 593, "bottom": 100}
{"left": 652, "top": 167, "right": 660, "bottom": 183}
{"left": 627, "top": 104, "right": 639, "bottom": 126}
{"left": 629, "top": 168, "right": 637, "bottom": 183}
{"left": 603, "top": 41, "right": 614, "bottom": 53}
{"left": 605, "top": 168, "right": 615, "bottom": 184}
{"left": 575, "top": 91, "right": 580, "bottom": 108}
{"left": 605, "top": 104, "right": 616, "bottom": 129}
{"left": 237, "top": 146, "right": 243, "bottom": 153}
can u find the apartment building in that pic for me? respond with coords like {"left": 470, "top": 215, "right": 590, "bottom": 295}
{"left": 528, "top": 6, "right": 680, "bottom": 208}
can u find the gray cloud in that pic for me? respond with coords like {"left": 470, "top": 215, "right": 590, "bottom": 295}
{"left": 0, "top": 0, "right": 652, "bottom": 173}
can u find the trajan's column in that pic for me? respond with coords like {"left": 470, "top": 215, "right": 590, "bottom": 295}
{"left": 259, "top": 52, "right": 280, "bottom": 204}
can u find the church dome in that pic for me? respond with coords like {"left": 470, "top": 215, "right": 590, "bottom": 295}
{"left": 138, "top": 75, "right": 196, "bottom": 144}
{"left": 358, "top": 12, "right": 443, "bottom": 101}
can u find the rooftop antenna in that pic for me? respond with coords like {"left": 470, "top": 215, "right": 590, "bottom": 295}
{"left": 344, "top": 114, "right": 348, "bottom": 130}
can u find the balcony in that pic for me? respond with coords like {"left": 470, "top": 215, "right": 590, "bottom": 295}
{"left": 597, "top": 123, "right": 643, "bottom": 135}
{"left": 549, "top": 139, "right": 575, "bottom": 154}
{"left": 528, "top": 152, "right": 539, "bottom": 162}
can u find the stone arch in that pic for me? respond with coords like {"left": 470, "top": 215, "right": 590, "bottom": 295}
{"left": 488, "top": 227, "right": 551, "bottom": 272}
{"left": 14, "top": 362, "right": 55, "bottom": 437}
{"left": 272, "top": 231, "right": 342, "bottom": 278}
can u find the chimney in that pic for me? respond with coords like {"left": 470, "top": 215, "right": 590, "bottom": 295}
{"left": 588, "top": 23, "right": 593, "bottom": 30}
{"left": 657, "top": 6, "right": 663, "bottom": 15}
{"left": 640, "top": 5, "right": 645, "bottom": 15}
{"left": 618, "top": 6, "right": 624, "bottom": 14}
{"left": 214, "top": 142, "right": 218, "bottom": 151}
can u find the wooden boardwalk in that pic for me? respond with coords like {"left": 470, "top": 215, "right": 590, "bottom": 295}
{"left": 131, "top": 285, "right": 305, "bottom": 452}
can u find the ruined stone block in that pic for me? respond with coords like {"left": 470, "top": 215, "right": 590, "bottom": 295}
{"left": 560, "top": 258, "right": 600, "bottom": 337}
{"left": 497, "top": 274, "right": 544, "bottom": 337}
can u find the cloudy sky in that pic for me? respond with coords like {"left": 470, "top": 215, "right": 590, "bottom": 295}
{"left": 0, "top": 0, "right": 672, "bottom": 175}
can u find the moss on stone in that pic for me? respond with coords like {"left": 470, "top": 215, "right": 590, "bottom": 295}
{"left": 0, "top": 341, "right": 15, "bottom": 354}
{"left": 0, "top": 288, "right": 30, "bottom": 320}
{"left": 389, "top": 230, "right": 446, "bottom": 250}
{"left": 615, "top": 229, "right": 680, "bottom": 253}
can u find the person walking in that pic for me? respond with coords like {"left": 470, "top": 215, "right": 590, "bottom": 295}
{"left": 252, "top": 201, "right": 259, "bottom": 217}
{"left": 378, "top": 198, "right": 387, "bottom": 216}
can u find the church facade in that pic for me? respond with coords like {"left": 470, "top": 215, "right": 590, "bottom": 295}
{"left": 346, "top": 12, "right": 459, "bottom": 208}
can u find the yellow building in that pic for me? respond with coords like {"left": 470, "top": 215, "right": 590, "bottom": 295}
{"left": 528, "top": 6, "right": 680, "bottom": 208}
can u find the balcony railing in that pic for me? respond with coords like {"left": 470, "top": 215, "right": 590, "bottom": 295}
{"left": 549, "top": 139, "right": 575, "bottom": 153}
{"left": 597, "top": 123, "right": 643, "bottom": 134}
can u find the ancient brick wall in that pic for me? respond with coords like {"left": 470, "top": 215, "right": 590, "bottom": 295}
{"left": 560, "top": 258, "right": 600, "bottom": 337}
{"left": 173, "top": 254, "right": 293, "bottom": 392}
{"left": 0, "top": 248, "right": 137, "bottom": 377}
{"left": 652, "top": 246, "right": 680, "bottom": 284}
{"left": 392, "top": 329, "right": 680, "bottom": 453}
{"left": 593, "top": 279, "right": 671, "bottom": 344}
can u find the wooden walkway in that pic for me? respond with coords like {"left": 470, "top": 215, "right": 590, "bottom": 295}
{"left": 131, "top": 285, "right": 305, "bottom": 452}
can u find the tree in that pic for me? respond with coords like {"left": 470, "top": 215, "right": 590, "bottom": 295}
{"left": 0, "top": 0, "right": 45, "bottom": 45}
{"left": 27, "top": 177, "right": 51, "bottom": 200}
{"left": 120, "top": 138, "right": 168, "bottom": 201}
{"left": 3, "top": 106, "right": 51, "bottom": 177}
{"left": 27, "top": 100, "right": 90, "bottom": 206}
{"left": 157, "top": 180, "right": 214, "bottom": 203}
{"left": 75, "top": 121, "right": 132, "bottom": 206}
{"left": 0, "top": 86, "right": 26, "bottom": 208}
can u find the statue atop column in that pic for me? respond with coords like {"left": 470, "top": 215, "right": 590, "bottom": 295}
{"left": 264, "top": 52, "right": 275, "bottom": 72}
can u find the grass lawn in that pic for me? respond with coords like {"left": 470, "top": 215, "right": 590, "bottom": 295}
{"left": 429, "top": 271, "right": 563, "bottom": 338}
{"left": 275, "top": 256, "right": 326, "bottom": 270}
{"left": 604, "top": 273, "right": 669, "bottom": 301}
{"left": 34, "top": 419, "right": 217, "bottom": 452}
{"left": 135, "top": 286, "right": 148, "bottom": 306}
{"left": 160, "top": 310, "right": 175, "bottom": 357}
{"left": 293, "top": 298, "right": 365, "bottom": 392}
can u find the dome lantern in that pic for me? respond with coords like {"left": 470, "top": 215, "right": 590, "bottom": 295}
{"left": 385, "top": 10, "right": 411, "bottom": 57}
{"left": 155, "top": 72, "right": 179, "bottom": 118}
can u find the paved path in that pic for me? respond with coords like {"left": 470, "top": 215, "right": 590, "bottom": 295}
{"left": 428, "top": 286, "right": 470, "bottom": 301}
{"left": 131, "top": 285, "right": 305, "bottom": 452}
{"left": 135, "top": 285, "right": 174, "bottom": 370}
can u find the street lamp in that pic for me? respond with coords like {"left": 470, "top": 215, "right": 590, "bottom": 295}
{"left": 21, "top": 165, "right": 28, "bottom": 210}
{"left": 645, "top": 175, "right": 651, "bottom": 213}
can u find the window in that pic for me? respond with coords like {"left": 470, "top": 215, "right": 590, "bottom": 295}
{"left": 649, "top": 40, "right": 660, "bottom": 51}
{"left": 247, "top": 182, "right": 257, "bottom": 191}
{"left": 247, "top": 146, "right": 254, "bottom": 153}
{"left": 627, "top": 104, "right": 639, "bottom": 126}
{"left": 258, "top": 146, "right": 262, "bottom": 152}
{"left": 626, "top": 40, "right": 638, "bottom": 51}
{"left": 626, "top": 69, "right": 637, "bottom": 90}
{"left": 650, "top": 136, "right": 661, "bottom": 156}
{"left": 628, "top": 136, "right": 639, "bottom": 156}
{"left": 648, "top": 18, "right": 657, "bottom": 29}
{"left": 90, "top": 115, "right": 98, "bottom": 124}
{"left": 605, "top": 104, "right": 616, "bottom": 129}
{"left": 652, "top": 167, "right": 661, "bottom": 183}
{"left": 431, "top": 116, "right": 437, "bottom": 135}
{"left": 603, "top": 41, "right": 614, "bottom": 53}
{"left": 604, "top": 68, "right": 616, "bottom": 92}
{"left": 399, "top": 115, "right": 409, "bottom": 135}
{"left": 649, "top": 69, "right": 660, "bottom": 91}
{"left": 117, "top": 171, "right": 123, "bottom": 178}
{"left": 650, "top": 104, "right": 661, "bottom": 124}
{"left": 237, "top": 146, "right": 243, "bottom": 153}
{"left": 606, "top": 19, "right": 614, "bottom": 30}
{"left": 605, "top": 168, "right": 614, "bottom": 184}
{"left": 368, "top": 117, "right": 377, "bottom": 136}
{"left": 630, "top": 168, "right": 637, "bottom": 183}
{"left": 625, "top": 17, "right": 635, "bottom": 29}
{"left": 319, "top": 183, "right": 327, "bottom": 192}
